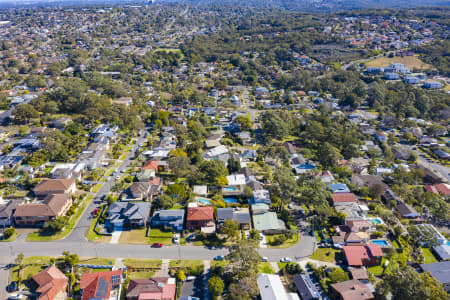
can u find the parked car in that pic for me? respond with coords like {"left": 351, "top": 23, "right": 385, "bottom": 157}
{"left": 214, "top": 255, "right": 225, "bottom": 261}
{"left": 186, "top": 276, "right": 196, "bottom": 281}
{"left": 8, "top": 281, "right": 18, "bottom": 292}
{"left": 259, "top": 233, "right": 264, "bottom": 240}
{"left": 173, "top": 234, "right": 180, "bottom": 244}
{"left": 280, "top": 257, "right": 292, "bottom": 263}
{"left": 261, "top": 256, "right": 269, "bottom": 262}
{"left": 151, "top": 243, "right": 163, "bottom": 248}
{"left": 8, "top": 293, "right": 24, "bottom": 300}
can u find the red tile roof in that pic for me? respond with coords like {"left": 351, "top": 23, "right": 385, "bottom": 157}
{"left": 32, "top": 265, "right": 68, "bottom": 300}
{"left": 424, "top": 185, "right": 439, "bottom": 195}
{"left": 126, "top": 277, "right": 176, "bottom": 300}
{"left": 343, "top": 244, "right": 382, "bottom": 266}
{"left": 435, "top": 183, "right": 450, "bottom": 196}
{"left": 187, "top": 207, "right": 214, "bottom": 221}
{"left": 331, "top": 279, "right": 374, "bottom": 300}
{"left": 80, "top": 270, "right": 122, "bottom": 300}
{"left": 142, "top": 160, "right": 159, "bottom": 171}
{"left": 332, "top": 193, "right": 357, "bottom": 204}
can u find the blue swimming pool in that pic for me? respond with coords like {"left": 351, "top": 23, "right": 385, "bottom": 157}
{"left": 197, "top": 197, "right": 211, "bottom": 204}
{"left": 224, "top": 187, "right": 237, "bottom": 191}
{"left": 371, "top": 239, "right": 389, "bottom": 246}
{"left": 224, "top": 197, "right": 238, "bottom": 204}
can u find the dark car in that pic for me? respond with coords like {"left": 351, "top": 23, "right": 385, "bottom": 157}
{"left": 8, "top": 281, "right": 18, "bottom": 292}
{"left": 151, "top": 243, "right": 163, "bottom": 248}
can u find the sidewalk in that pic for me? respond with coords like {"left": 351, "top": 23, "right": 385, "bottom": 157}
{"left": 110, "top": 231, "right": 122, "bottom": 244}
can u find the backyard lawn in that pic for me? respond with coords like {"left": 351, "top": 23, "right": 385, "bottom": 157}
{"left": 310, "top": 248, "right": 341, "bottom": 263}
{"left": 368, "top": 258, "right": 386, "bottom": 276}
{"left": 27, "top": 195, "right": 93, "bottom": 242}
{"left": 421, "top": 248, "right": 438, "bottom": 264}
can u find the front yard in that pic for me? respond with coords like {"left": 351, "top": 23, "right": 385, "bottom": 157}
{"left": 421, "top": 247, "right": 438, "bottom": 264}
{"left": 26, "top": 195, "right": 93, "bottom": 242}
{"left": 169, "top": 260, "right": 204, "bottom": 276}
{"left": 123, "top": 258, "right": 162, "bottom": 279}
{"left": 310, "top": 248, "right": 341, "bottom": 264}
{"left": 265, "top": 233, "right": 300, "bottom": 249}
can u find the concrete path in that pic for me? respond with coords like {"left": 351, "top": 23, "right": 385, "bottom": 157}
{"left": 114, "top": 258, "right": 125, "bottom": 270}
{"left": 157, "top": 259, "right": 170, "bottom": 277}
{"left": 110, "top": 231, "right": 122, "bottom": 244}
{"left": 270, "top": 262, "right": 280, "bottom": 274}
{"left": 260, "top": 235, "right": 267, "bottom": 248}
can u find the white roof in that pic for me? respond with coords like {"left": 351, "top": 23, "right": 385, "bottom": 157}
{"left": 205, "top": 145, "right": 228, "bottom": 157}
{"left": 226, "top": 174, "right": 246, "bottom": 186}
{"left": 257, "top": 274, "right": 289, "bottom": 300}
{"left": 193, "top": 185, "right": 208, "bottom": 195}
{"left": 50, "top": 163, "right": 75, "bottom": 173}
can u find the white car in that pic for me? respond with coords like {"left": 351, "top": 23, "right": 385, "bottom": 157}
{"left": 280, "top": 257, "right": 292, "bottom": 263}
{"left": 8, "top": 294, "right": 24, "bottom": 300}
{"left": 186, "top": 276, "right": 196, "bottom": 281}
{"left": 261, "top": 256, "right": 269, "bottom": 262}
{"left": 173, "top": 235, "right": 180, "bottom": 244}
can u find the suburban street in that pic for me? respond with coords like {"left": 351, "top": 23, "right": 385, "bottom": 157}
{"left": 401, "top": 144, "right": 450, "bottom": 182}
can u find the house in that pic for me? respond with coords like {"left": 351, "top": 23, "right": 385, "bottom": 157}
{"left": 293, "top": 274, "right": 322, "bottom": 300}
{"left": 383, "top": 72, "right": 399, "bottom": 80}
{"left": 420, "top": 261, "right": 450, "bottom": 292}
{"left": 423, "top": 81, "right": 442, "bottom": 89}
{"left": 33, "top": 179, "right": 76, "bottom": 199}
{"left": 142, "top": 160, "right": 160, "bottom": 172}
{"left": 128, "top": 182, "right": 151, "bottom": 201}
{"left": 332, "top": 193, "right": 358, "bottom": 206}
{"left": 14, "top": 194, "right": 73, "bottom": 227}
{"left": 257, "top": 273, "right": 289, "bottom": 300}
{"left": 217, "top": 208, "right": 251, "bottom": 230}
{"left": 0, "top": 199, "right": 22, "bottom": 227}
{"left": 415, "top": 224, "right": 448, "bottom": 246}
{"left": 32, "top": 265, "right": 68, "bottom": 300}
{"left": 136, "top": 169, "right": 156, "bottom": 182}
{"left": 105, "top": 202, "right": 150, "bottom": 231}
{"left": 434, "top": 183, "right": 450, "bottom": 196}
{"left": 403, "top": 76, "right": 420, "bottom": 84}
{"left": 151, "top": 209, "right": 184, "bottom": 232}
{"left": 348, "top": 268, "right": 368, "bottom": 281}
{"left": 345, "top": 220, "right": 371, "bottom": 233}
{"left": 193, "top": 185, "right": 208, "bottom": 196}
{"left": 329, "top": 183, "right": 350, "bottom": 193}
{"left": 331, "top": 279, "right": 374, "bottom": 300}
{"left": 252, "top": 208, "right": 285, "bottom": 234}
{"left": 80, "top": 270, "right": 123, "bottom": 300}
{"left": 317, "top": 170, "right": 335, "bottom": 184}
{"left": 126, "top": 277, "right": 176, "bottom": 300}
{"left": 395, "top": 201, "right": 419, "bottom": 218}
{"left": 433, "top": 244, "right": 450, "bottom": 261}
{"left": 186, "top": 207, "right": 215, "bottom": 233}
{"left": 343, "top": 244, "right": 383, "bottom": 267}
{"left": 52, "top": 117, "right": 72, "bottom": 129}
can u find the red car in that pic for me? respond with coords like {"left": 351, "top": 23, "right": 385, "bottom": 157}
{"left": 151, "top": 243, "right": 163, "bottom": 248}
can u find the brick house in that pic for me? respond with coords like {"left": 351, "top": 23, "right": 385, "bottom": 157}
{"left": 126, "top": 277, "right": 176, "bottom": 300}
{"left": 32, "top": 265, "right": 68, "bottom": 300}
{"left": 343, "top": 244, "right": 383, "bottom": 267}
{"left": 33, "top": 179, "right": 76, "bottom": 199}
{"left": 186, "top": 206, "right": 215, "bottom": 232}
{"left": 80, "top": 270, "right": 123, "bottom": 300}
{"left": 14, "top": 194, "right": 73, "bottom": 227}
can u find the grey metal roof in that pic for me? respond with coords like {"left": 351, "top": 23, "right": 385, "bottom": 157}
{"left": 293, "top": 274, "right": 321, "bottom": 300}
{"left": 420, "top": 261, "right": 450, "bottom": 285}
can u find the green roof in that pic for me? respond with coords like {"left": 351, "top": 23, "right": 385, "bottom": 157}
{"left": 252, "top": 212, "right": 282, "bottom": 231}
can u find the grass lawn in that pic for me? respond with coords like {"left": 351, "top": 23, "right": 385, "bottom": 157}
{"left": 79, "top": 257, "right": 115, "bottom": 265}
{"left": 210, "top": 261, "right": 228, "bottom": 269}
{"left": 123, "top": 259, "right": 162, "bottom": 269}
{"left": 119, "top": 228, "right": 149, "bottom": 245}
{"left": 310, "top": 248, "right": 341, "bottom": 263}
{"left": 421, "top": 248, "right": 438, "bottom": 264}
{"left": 10, "top": 256, "right": 54, "bottom": 286}
{"left": 277, "top": 262, "right": 288, "bottom": 271}
{"left": 266, "top": 233, "right": 300, "bottom": 249}
{"left": 128, "top": 271, "right": 156, "bottom": 279}
{"left": 368, "top": 258, "right": 386, "bottom": 276}
{"left": 91, "top": 183, "right": 103, "bottom": 193}
{"left": 314, "top": 231, "right": 322, "bottom": 243}
{"left": 0, "top": 232, "right": 17, "bottom": 242}
{"left": 365, "top": 56, "right": 432, "bottom": 70}
{"left": 26, "top": 195, "right": 93, "bottom": 242}
{"left": 169, "top": 260, "right": 204, "bottom": 276}
{"left": 258, "top": 262, "right": 275, "bottom": 274}
{"left": 85, "top": 215, "right": 111, "bottom": 243}
{"left": 147, "top": 228, "right": 174, "bottom": 245}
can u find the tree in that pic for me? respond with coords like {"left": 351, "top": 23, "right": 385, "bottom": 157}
{"left": 158, "top": 194, "right": 177, "bottom": 209}
{"left": 62, "top": 251, "right": 79, "bottom": 268}
{"left": 261, "top": 111, "right": 290, "bottom": 139}
{"left": 199, "top": 160, "right": 228, "bottom": 185}
{"left": 317, "top": 142, "right": 341, "bottom": 168}
{"left": 227, "top": 240, "right": 260, "bottom": 280}
{"left": 378, "top": 265, "right": 447, "bottom": 300}
{"left": 13, "top": 103, "right": 39, "bottom": 124}
{"left": 327, "top": 268, "right": 349, "bottom": 283}
{"left": 219, "top": 219, "right": 239, "bottom": 239}
{"left": 3, "top": 227, "right": 15, "bottom": 239}
{"left": 216, "top": 175, "right": 228, "bottom": 187}
{"left": 166, "top": 184, "right": 188, "bottom": 201}
{"left": 46, "top": 217, "right": 68, "bottom": 233}
{"left": 273, "top": 166, "right": 297, "bottom": 206}
{"left": 234, "top": 114, "right": 253, "bottom": 131}
{"left": 176, "top": 270, "right": 186, "bottom": 282}
{"left": 227, "top": 157, "right": 241, "bottom": 174}
{"left": 208, "top": 276, "right": 224, "bottom": 300}
{"left": 168, "top": 156, "right": 192, "bottom": 178}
